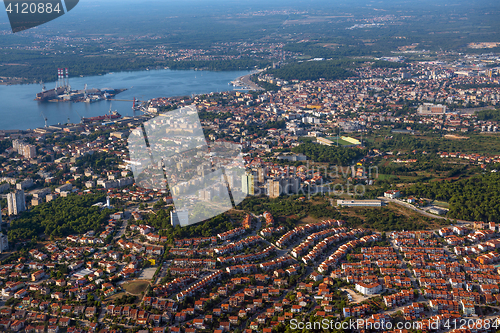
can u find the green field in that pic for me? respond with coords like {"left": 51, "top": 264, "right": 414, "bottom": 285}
{"left": 326, "top": 137, "right": 356, "bottom": 146}
{"left": 432, "top": 200, "right": 450, "bottom": 208}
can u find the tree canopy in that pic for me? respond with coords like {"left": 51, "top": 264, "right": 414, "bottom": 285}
{"left": 407, "top": 173, "right": 500, "bottom": 222}
{"left": 292, "top": 143, "right": 364, "bottom": 166}
{"left": 8, "top": 193, "right": 111, "bottom": 243}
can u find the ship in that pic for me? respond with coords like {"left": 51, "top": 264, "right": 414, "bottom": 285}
{"left": 82, "top": 111, "right": 122, "bottom": 123}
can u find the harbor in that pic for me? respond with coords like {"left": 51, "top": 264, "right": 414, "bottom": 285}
{"left": 0, "top": 68, "right": 252, "bottom": 130}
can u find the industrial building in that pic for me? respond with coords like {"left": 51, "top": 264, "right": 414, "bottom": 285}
{"left": 337, "top": 200, "right": 383, "bottom": 207}
{"left": 417, "top": 103, "right": 447, "bottom": 115}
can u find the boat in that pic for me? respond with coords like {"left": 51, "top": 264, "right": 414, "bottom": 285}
{"left": 82, "top": 104, "right": 121, "bottom": 123}
{"left": 82, "top": 111, "right": 121, "bottom": 123}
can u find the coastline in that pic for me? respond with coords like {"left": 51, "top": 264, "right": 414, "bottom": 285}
{"left": 0, "top": 68, "right": 256, "bottom": 131}
{"left": 232, "top": 70, "right": 265, "bottom": 91}
{"left": 0, "top": 67, "right": 265, "bottom": 87}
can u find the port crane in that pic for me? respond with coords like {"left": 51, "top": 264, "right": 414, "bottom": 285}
{"left": 39, "top": 111, "right": 48, "bottom": 128}
{"left": 74, "top": 109, "right": 83, "bottom": 123}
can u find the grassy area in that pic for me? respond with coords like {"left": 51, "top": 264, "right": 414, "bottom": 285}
{"left": 122, "top": 280, "right": 149, "bottom": 295}
{"left": 432, "top": 200, "right": 450, "bottom": 208}
{"left": 105, "top": 292, "right": 125, "bottom": 302}
{"left": 299, "top": 215, "right": 324, "bottom": 224}
{"left": 340, "top": 202, "right": 449, "bottom": 231}
{"left": 377, "top": 174, "right": 399, "bottom": 181}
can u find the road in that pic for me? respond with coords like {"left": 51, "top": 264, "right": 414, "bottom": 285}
{"left": 378, "top": 197, "right": 473, "bottom": 227}
{"left": 114, "top": 207, "right": 138, "bottom": 240}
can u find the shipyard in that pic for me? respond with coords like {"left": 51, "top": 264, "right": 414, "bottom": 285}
{"left": 35, "top": 68, "right": 126, "bottom": 103}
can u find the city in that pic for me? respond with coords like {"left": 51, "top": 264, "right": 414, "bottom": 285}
{"left": 1, "top": 0, "right": 500, "bottom": 332}
{"left": 0, "top": 50, "right": 500, "bottom": 332}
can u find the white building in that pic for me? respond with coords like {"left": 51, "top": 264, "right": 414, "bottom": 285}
{"left": 384, "top": 190, "right": 401, "bottom": 199}
{"left": 337, "top": 200, "right": 383, "bottom": 207}
{"left": 55, "top": 183, "right": 73, "bottom": 193}
{"left": 355, "top": 282, "right": 383, "bottom": 295}
{"left": 242, "top": 172, "right": 255, "bottom": 195}
{"left": 171, "top": 210, "right": 189, "bottom": 227}
{"left": 16, "top": 179, "right": 34, "bottom": 190}
{"left": 7, "top": 190, "right": 26, "bottom": 216}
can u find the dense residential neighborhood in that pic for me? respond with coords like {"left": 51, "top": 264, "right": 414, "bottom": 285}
{"left": 0, "top": 49, "right": 500, "bottom": 332}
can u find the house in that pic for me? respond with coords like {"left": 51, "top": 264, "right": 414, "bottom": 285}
{"left": 219, "top": 321, "right": 230, "bottom": 332}
{"left": 59, "top": 318, "right": 71, "bottom": 327}
{"left": 85, "top": 307, "right": 96, "bottom": 318}
{"left": 461, "top": 300, "right": 475, "bottom": 316}
{"left": 310, "top": 271, "right": 323, "bottom": 282}
{"left": 31, "top": 270, "right": 46, "bottom": 282}
{"left": 10, "top": 320, "right": 24, "bottom": 332}
{"left": 47, "top": 326, "right": 59, "bottom": 333}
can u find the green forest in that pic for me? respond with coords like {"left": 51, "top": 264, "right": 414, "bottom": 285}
{"left": 476, "top": 108, "right": 500, "bottom": 122}
{"left": 145, "top": 209, "right": 235, "bottom": 241}
{"left": 239, "top": 196, "right": 341, "bottom": 222}
{"left": 292, "top": 143, "right": 365, "bottom": 166}
{"left": 407, "top": 173, "right": 500, "bottom": 222}
{"left": 0, "top": 50, "right": 270, "bottom": 83}
{"left": 370, "top": 133, "right": 500, "bottom": 155}
{"left": 8, "top": 194, "right": 112, "bottom": 243}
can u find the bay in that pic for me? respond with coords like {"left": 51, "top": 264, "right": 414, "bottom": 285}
{"left": 0, "top": 69, "right": 252, "bottom": 131}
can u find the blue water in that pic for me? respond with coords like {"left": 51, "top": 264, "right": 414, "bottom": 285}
{"left": 0, "top": 69, "right": 251, "bottom": 130}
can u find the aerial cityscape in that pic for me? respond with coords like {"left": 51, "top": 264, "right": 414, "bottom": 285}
{"left": 1, "top": 0, "right": 500, "bottom": 332}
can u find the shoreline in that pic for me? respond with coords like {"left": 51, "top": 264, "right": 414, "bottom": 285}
{"left": 232, "top": 70, "right": 265, "bottom": 91}
{"left": 0, "top": 69, "right": 259, "bottom": 131}
{"left": 0, "top": 67, "right": 262, "bottom": 87}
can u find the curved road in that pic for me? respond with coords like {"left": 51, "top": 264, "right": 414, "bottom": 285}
{"left": 378, "top": 197, "right": 473, "bottom": 227}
